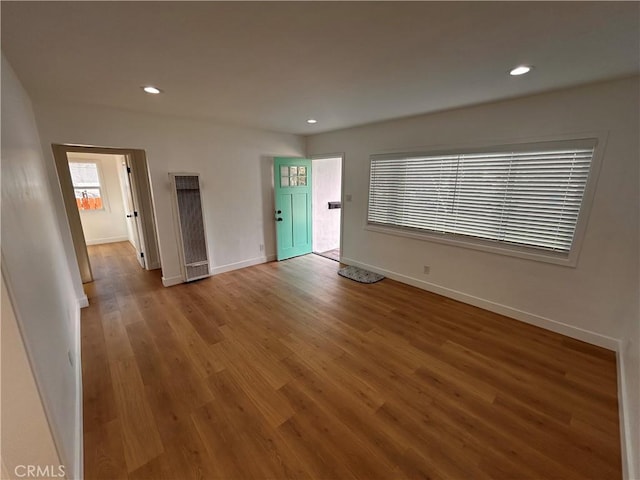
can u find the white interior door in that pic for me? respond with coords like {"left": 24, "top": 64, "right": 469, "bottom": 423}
{"left": 120, "top": 160, "right": 138, "bottom": 249}
{"left": 123, "top": 156, "right": 145, "bottom": 268}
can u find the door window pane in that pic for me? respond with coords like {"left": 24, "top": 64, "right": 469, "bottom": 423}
{"left": 280, "top": 164, "right": 308, "bottom": 188}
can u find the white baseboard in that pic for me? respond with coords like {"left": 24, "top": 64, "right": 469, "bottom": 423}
{"left": 617, "top": 339, "right": 639, "bottom": 480}
{"left": 617, "top": 343, "right": 629, "bottom": 480}
{"left": 73, "top": 300, "right": 84, "bottom": 480}
{"left": 162, "top": 274, "right": 184, "bottom": 287}
{"left": 78, "top": 294, "right": 89, "bottom": 308}
{"left": 84, "top": 235, "right": 129, "bottom": 246}
{"left": 163, "top": 255, "right": 276, "bottom": 286}
{"left": 341, "top": 257, "right": 620, "bottom": 351}
{"left": 212, "top": 254, "right": 276, "bottom": 275}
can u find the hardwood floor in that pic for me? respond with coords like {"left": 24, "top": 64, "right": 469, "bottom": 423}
{"left": 82, "top": 241, "right": 621, "bottom": 479}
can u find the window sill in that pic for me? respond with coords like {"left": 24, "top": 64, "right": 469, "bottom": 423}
{"left": 364, "top": 224, "right": 578, "bottom": 267}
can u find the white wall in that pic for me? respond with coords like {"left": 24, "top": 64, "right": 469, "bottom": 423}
{"left": 1, "top": 54, "right": 83, "bottom": 479}
{"left": 312, "top": 157, "right": 342, "bottom": 253}
{"left": 1, "top": 274, "right": 62, "bottom": 479}
{"left": 621, "top": 312, "right": 640, "bottom": 480}
{"left": 308, "top": 77, "right": 639, "bottom": 478}
{"left": 32, "top": 102, "right": 306, "bottom": 286}
{"left": 67, "top": 152, "right": 129, "bottom": 245}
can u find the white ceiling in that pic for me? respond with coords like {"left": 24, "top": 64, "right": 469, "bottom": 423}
{"left": 2, "top": 2, "right": 638, "bottom": 135}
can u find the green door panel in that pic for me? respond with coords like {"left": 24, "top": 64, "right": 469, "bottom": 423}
{"left": 292, "top": 193, "right": 309, "bottom": 246}
{"left": 274, "top": 157, "right": 312, "bottom": 261}
{"left": 278, "top": 194, "right": 293, "bottom": 250}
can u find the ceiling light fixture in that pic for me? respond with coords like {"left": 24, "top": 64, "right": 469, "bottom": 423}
{"left": 306, "top": 119, "right": 317, "bottom": 124}
{"left": 509, "top": 65, "right": 532, "bottom": 76}
{"left": 142, "top": 86, "right": 162, "bottom": 94}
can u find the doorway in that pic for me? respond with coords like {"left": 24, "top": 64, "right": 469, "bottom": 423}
{"left": 52, "top": 144, "right": 160, "bottom": 283}
{"left": 274, "top": 157, "right": 313, "bottom": 261}
{"left": 311, "top": 155, "right": 343, "bottom": 262}
{"left": 67, "top": 152, "right": 144, "bottom": 267}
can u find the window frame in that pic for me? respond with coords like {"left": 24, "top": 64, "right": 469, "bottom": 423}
{"left": 67, "top": 159, "right": 108, "bottom": 212}
{"left": 365, "top": 133, "right": 607, "bottom": 267}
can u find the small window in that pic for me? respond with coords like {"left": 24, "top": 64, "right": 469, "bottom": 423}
{"left": 367, "top": 138, "right": 598, "bottom": 263}
{"left": 68, "top": 161, "right": 104, "bottom": 211}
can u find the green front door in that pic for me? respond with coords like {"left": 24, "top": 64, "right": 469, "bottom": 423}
{"left": 274, "top": 157, "right": 312, "bottom": 261}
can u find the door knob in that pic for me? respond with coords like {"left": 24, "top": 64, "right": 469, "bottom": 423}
{"left": 276, "top": 217, "right": 283, "bottom": 222}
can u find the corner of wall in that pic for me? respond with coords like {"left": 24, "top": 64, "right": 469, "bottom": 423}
{"left": 78, "top": 295, "right": 89, "bottom": 308}
{"left": 617, "top": 336, "right": 640, "bottom": 480}
{"left": 162, "top": 275, "right": 184, "bottom": 287}
{"left": 2, "top": 54, "right": 84, "bottom": 480}
{"left": 617, "top": 340, "right": 630, "bottom": 480}
{"left": 303, "top": 135, "right": 310, "bottom": 159}
{"left": 73, "top": 298, "right": 84, "bottom": 480}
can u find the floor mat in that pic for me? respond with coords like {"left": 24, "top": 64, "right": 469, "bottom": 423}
{"left": 338, "top": 265, "right": 385, "bottom": 284}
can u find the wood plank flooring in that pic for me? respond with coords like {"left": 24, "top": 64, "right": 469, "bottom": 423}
{"left": 82, "top": 241, "right": 622, "bottom": 479}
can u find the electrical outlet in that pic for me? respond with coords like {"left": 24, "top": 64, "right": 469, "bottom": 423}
{"left": 423, "top": 265, "right": 431, "bottom": 274}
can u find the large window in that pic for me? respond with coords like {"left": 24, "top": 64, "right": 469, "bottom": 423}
{"left": 68, "top": 161, "right": 104, "bottom": 211}
{"left": 367, "top": 138, "right": 597, "bottom": 261}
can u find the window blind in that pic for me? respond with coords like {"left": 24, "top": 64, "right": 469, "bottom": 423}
{"left": 368, "top": 139, "right": 596, "bottom": 254}
{"left": 69, "top": 162, "right": 101, "bottom": 187}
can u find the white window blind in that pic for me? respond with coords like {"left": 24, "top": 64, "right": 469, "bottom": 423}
{"left": 368, "top": 139, "right": 596, "bottom": 255}
{"left": 69, "top": 162, "right": 101, "bottom": 187}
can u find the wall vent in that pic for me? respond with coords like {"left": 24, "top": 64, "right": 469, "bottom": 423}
{"left": 170, "top": 173, "right": 210, "bottom": 282}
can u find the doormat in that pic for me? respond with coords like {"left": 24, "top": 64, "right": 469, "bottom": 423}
{"left": 338, "top": 265, "right": 385, "bottom": 284}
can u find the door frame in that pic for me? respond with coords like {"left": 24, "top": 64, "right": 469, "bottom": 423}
{"left": 118, "top": 156, "right": 144, "bottom": 266}
{"left": 274, "top": 157, "right": 313, "bottom": 261}
{"left": 52, "top": 144, "right": 161, "bottom": 282}
{"left": 310, "top": 153, "right": 345, "bottom": 262}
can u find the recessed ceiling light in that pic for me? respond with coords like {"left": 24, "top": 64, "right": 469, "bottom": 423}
{"left": 306, "top": 119, "right": 317, "bottom": 124}
{"left": 142, "top": 86, "right": 162, "bottom": 94}
{"left": 509, "top": 65, "right": 532, "bottom": 76}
